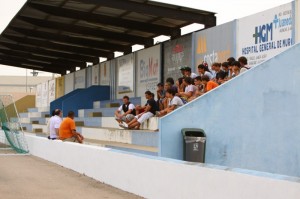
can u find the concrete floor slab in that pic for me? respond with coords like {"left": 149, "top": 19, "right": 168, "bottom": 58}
{"left": 0, "top": 155, "right": 142, "bottom": 199}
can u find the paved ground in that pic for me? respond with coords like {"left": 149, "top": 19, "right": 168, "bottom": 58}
{"left": 0, "top": 155, "right": 142, "bottom": 199}
{"left": 0, "top": 143, "right": 16, "bottom": 154}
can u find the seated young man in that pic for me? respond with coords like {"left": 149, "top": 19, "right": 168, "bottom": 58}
{"left": 156, "top": 83, "right": 166, "bottom": 111}
{"left": 59, "top": 111, "right": 84, "bottom": 143}
{"left": 156, "top": 88, "right": 183, "bottom": 117}
{"left": 177, "top": 77, "right": 197, "bottom": 103}
{"left": 119, "top": 91, "right": 158, "bottom": 130}
{"left": 201, "top": 75, "right": 218, "bottom": 93}
{"left": 188, "top": 76, "right": 204, "bottom": 101}
{"left": 115, "top": 96, "right": 136, "bottom": 124}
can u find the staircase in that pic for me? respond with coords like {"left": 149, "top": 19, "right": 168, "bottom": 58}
{"left": 19, "top": 97, "right": 159, "bottom": 156}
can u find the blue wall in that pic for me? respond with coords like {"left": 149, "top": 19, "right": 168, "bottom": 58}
{"left": 159, "top": 43, "right": 300, "bottom": 177}
{"left": 62, "top": 86, "right": 110, "bottom": 117}
{"left": 50, "top": 89, "right": 83, "bottom": 114}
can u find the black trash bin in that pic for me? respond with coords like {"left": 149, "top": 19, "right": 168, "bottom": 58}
{"left": 182, "top": 128, "right": 206, "bottom": 163}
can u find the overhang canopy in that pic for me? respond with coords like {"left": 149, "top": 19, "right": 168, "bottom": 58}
{"left": 0, "top": 0, "right": 216, "bottom": 75}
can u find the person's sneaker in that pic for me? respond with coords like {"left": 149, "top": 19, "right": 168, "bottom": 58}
{"left": 119, "top": 122, "right": 128, "bottom": 129}
{"left": 122, "top": 122, "right": 128, "bottom": 128}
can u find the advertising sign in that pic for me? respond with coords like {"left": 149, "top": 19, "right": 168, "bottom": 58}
{"left": 136, "top": 45, "right": 161, "bottom": 105}
{"left": 48, "top": 79, "right": 55, "bottom": 103}
{"left": 116, "top": 54, "right": 134, "bottom": 98}
{"left": 100, "top": 61, "right": 110, "bottom": 86}
{"left": 195, "top": 21, "right": 235, "bottom": 71}
{"left": 35, "top": 83, "right": 42, "bottom": 108}
{"left": 164, "top": 35, "right": 193, "bottom": 81}
{"left": 41, "top": 81, "right": 49, "bottom": 107}
{"left": 91, "top": 64, "right": 100, "bottom": 86}
{"left": 55, "top": 76, "right": 65, "bottom": 99}
{"left": 237, "top": 3, "right": 293, "bottom": 67}
{"left": 74, "top": 69, "right": 86, "bottom": 89}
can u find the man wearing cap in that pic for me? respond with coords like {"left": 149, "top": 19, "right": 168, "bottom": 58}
{"left": 184, "top": 67, "right": 198, "bottom": 79}
{"left": 179, "top": 66, "right": 186, "bottom": 77}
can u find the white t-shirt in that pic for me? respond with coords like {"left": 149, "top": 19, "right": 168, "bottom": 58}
{"left": 168, "top": 96, "right": 184, "bottom": 107}
{"left": 185, "top": 84, "right": 196, "bottom": 95}
{"left": 190, "top": 73, "right": 198, "bottom": 79}
{"left": 118, "top": 104, "right": 135, "bottom": 113}
{"left": 201, "top": 71, "right": 213, "bottom": 80}
{"left": 49, "top": 115, "right": 62, "bottom": 139}
{"left": 240, "top": 67, "right": 248, "bottom": 74}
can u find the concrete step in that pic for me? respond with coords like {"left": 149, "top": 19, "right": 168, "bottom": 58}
{"left": 31, "top": 124, "right": 48, "bottom": 133}
{"left": 24, "top": 124, "right": 158, "bottom": 148}
{"left": 84, "top": 138, "right": 158, "bottom": 156}
{"left": 78, "top": 108, "right": 115, "bottom": 117}
{"left": 17, "top": 117, "right": 49, "bottom": 125}
{"left": 20, "top": 111, "right": 49, "bottom": 118}
{"left": 94, "top": 97, "right": 142, "bottom": 109}
{"left": 32, "top": 128, "right": 43, "bottom": 133}
{"left": 27, "top": 107, "right": 50, "bottom": 113}
{"left": 77, "top": 127, "right": 158, "bottom": 147}
{"left": 75, "top": 116, "right": 159, "bottom": 130}
{"left": 21, "top": 123, "right": 32, "bottom": 132}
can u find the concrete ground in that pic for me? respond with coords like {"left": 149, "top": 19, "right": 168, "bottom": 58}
{"left": 0, "top": 155, "right": 142, "bottom": 199}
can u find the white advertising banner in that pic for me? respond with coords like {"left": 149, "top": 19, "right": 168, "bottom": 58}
{"left": 100, "top": 61, "right": 110, "bottom": 86}
{"left": 91, "top": 64, "right": 100, "bottom": 86}
{"left": 195, "top": 21, "right": 235, "bottom": 70}
{"left": 116, "top": 54, "right": 134, "bottom": 99}
{"left": 136, "top": 45, "right": 161, "bottom": 105}
{"left": 237, "top": 2, "right": 294, "bottom": 67}
{"left": 64, "top": 73, "right": 74, "bottom": 94}
{"left": 48, "top": 79, "right": 56, "bottom": 103}
{"left": 74, "top": 69, "right": 86, "bottom": 89}
{"left": 35, "top": 83, "right": 42, "bottom": 108}
{"left": 41, "top": 81, "right": 49, "bottom": 107}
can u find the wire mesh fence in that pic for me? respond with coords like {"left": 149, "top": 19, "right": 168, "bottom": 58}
{"left": 0, "top": 95, "right": 29, "bottom": 154}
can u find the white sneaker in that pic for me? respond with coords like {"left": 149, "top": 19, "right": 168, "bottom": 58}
{"left": 122, "top": 122, "right": 128, "bottom": 128}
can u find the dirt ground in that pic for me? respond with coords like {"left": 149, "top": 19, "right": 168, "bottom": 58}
{"left": 0, "top": 155, "right": 143, "bottom": 199}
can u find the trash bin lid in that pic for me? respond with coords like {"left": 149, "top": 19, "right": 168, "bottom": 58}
{"left": 184, "top": 136, "right": 206, "bottom": 143}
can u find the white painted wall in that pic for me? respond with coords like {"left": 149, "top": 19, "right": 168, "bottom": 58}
{"left": 17, "top": 133, "right": 300, "bottom": 199}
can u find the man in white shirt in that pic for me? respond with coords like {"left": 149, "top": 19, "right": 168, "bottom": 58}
{"left": 184, "top": 67, "right": 198, "bottom": 79}
{"left": 197, "top": 64, "right": 213, "bottom": 80}
{"left": 49, "top": 109, "right": 62, "bottom": 140}
{"left": 238, "top": 56, "right": 250, "bottom": 74}
{"left": 156, "top": 88, "right": 183, "bottom": 117}
{"left": 115, "top": 96, "right": 136, "bottom": 124}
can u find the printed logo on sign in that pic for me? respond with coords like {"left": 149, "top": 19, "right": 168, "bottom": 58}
{"left": 171, "top": 44, "right": 184, "bottom": 64}
{"left": 252, "top": 23, "right": 273, "bottom": 44}
{"left": 140, "top": 57, "right": 158, "bottom": 80}
{"left": 197, "top": 36, "right": 207, "bottom": 54}
{"left": 242, "top": 9, "right": 293, "bottom": 57}
{"left": 193, "top": 143, "right": 199, "bottom": 151}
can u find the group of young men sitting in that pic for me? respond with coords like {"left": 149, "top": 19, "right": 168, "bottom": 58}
{"left": 48, "top": 109, "right": 84, "bottom": 143}
{"left": 116, "top": 56, "right": 250, "bottom": 129}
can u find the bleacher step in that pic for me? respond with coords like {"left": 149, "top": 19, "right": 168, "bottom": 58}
{"left": 84, "top": 138, "right": 158, "bottom": 154}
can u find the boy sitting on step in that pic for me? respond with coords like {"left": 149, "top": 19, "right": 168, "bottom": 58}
{"left": 115, "top": 95, "right": 136, "bottom": 124}
{"left": 119, "top": 91, "right": 158, "bottom": 130}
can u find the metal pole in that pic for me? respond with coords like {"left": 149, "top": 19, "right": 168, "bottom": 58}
{"left": 26, "top": 69, "right": 28, "bottom": 93}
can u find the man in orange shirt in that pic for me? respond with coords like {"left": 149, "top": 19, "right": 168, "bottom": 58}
{"left": 201, "top": 75, "right": 218, "bottom": 93}
{"left": 59, "top": 111, "right": 84, "bottom": 143}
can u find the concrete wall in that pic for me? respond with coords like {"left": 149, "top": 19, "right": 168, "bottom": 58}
{"left": 159, "top": 43, "right": 300, "bottom": 177}
{"left": 296, "top": 0, "right": 300, "bottom": 42}
{"left": 0, "top": 76, "right": 53, "bottom": 93}
{"left": 9, "top": 133, "right": 300, "bottom": 199}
